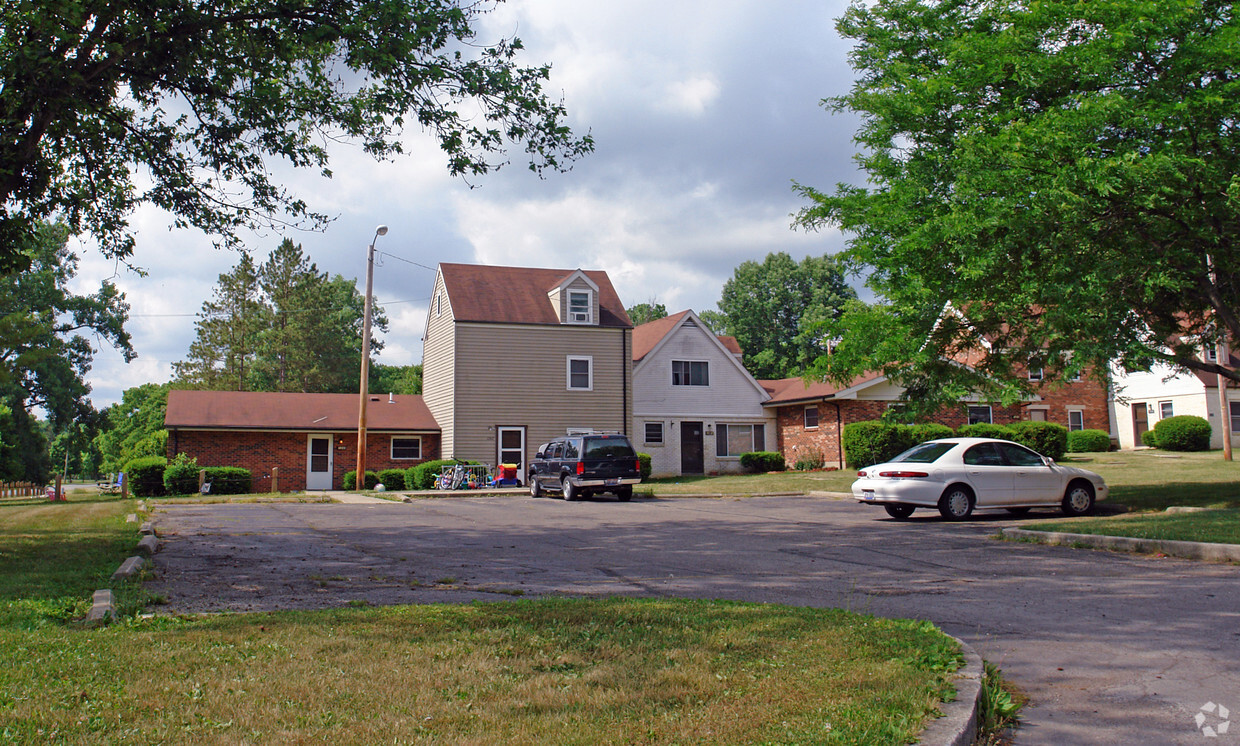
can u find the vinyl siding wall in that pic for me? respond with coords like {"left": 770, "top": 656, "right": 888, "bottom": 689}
{"left": 422, "top": 272, "right": 457, "bottom": 454}
{"left": 449, "top": 322, "right": 633, "bottom": 468}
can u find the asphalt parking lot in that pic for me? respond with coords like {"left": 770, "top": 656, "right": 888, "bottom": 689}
{"left": 148, "top": 494, "right": 1240, "bottom": 745}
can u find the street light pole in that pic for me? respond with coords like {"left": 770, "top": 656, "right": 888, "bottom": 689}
{"left": 356, "top": 225, "right": 388, "bottom": 488}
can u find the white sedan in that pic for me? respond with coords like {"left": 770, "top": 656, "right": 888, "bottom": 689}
{"left": 852, "top": 437, "right": 1108, "bottom": 520}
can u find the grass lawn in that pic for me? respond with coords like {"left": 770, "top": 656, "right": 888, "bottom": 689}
{"left": 1022, "top": 509, "right": 1240, "bottom": 545}
{"left": 641, "top": 468, "right": 856, "bottom": 496}
{"left": 0, "top": 495, "right": 968, "bottom": 744}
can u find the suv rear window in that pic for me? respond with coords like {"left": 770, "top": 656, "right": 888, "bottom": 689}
{"left": 583, "top": 437, "right": 635, "bottom": 459}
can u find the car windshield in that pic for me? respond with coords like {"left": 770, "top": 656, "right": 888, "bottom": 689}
{"left": 583, "top": 438, "right": 635, "bottom": 459}
{"left": 892, "top": 441, "right": 955, "bottom": 464}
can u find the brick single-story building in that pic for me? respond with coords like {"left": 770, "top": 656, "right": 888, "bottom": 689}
{"left": 761, "top": 371, "right": 1110, "bottom": 469}
{"left": 165, "top": 390, "right": 440, "bottom": 492}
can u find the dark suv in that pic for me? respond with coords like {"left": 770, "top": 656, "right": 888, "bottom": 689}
{"left": 528, "top": 433, "right": 642, "bottom": 501}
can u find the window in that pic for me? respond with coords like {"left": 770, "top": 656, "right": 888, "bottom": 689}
{"left": 1159, "top": 401, "right": 1174, "bottom": 419}
{"left": 567, "top": 356, "right": 592, "bottom": 390}
{"left": 1205, "top": 345, "right": 1218, "bottom": 363}
{"left": 435, "top": 292, "right": 443, "bottom": 317}
{"left": 1028, "top": 408, "right": 1048, "bottom": 422}
{"left": 804, "top": 406, "right": 819, "bottom": 429}
{"left": 672, "top": 360, "right": 709, "bottom": 386}
{"left": 1230, "top": 402, "right": 1240, "bottom": 435}
{"left": 644, "top": 422, "right": 664, "bottom": 445}
{"left": 963, "top": 443, "right": 1004, "bottom": 465}
{"left": 967, "top": 405, "right": 993, "bottom": 425}
{"left": 1028, "top": 367, "right": 1044, "bottom": 382}
{"left": 567, "top": 290, "right": 592, "bottom": 324}
{"left": 391, "top": 437, "right": 422, "bottom": 460}
{"left": 1067, "top": 410, "right": 1084, "bottom": 432}
{"left": 715, "top": 423, "right": 765, "bottom": 458}
{"left": 996, "top": 442, "right": 1044, "bottom": 466}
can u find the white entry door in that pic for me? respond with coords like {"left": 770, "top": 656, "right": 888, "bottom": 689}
{"left": 497, "top": 427, "right": 525, "bottom": 476}
{"left": 306, "top": 435, "right": 333, "bottom": 490}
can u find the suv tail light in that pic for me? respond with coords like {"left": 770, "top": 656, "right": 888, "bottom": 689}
{"left": 878, "top": 470, "right": 929, "bottom": 478}
{"left": 576, "top": 461, "right": 584, "bottom": 476}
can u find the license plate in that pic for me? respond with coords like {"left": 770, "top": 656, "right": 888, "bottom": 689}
{"left": 862, "top": 490, "right": 875, "bottom": 499}
{"left": 605, "top": 478, "right": 619, "bottom": 486}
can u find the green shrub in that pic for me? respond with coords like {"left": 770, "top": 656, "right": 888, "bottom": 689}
{"left": 343, "top": 470, "right": 380, "bottom": 490}
{"left": 123, "top": 455, "right": 167, "bottom": 497}
{"left": 908, "top": 423, "right": 954, "bottom": 444}
{"left": 1067, "top": 429, "right": 1112, "bottom": 453}
{"left": 163, "top": 453, "right": 200, "bottom": 495}
{"left": 408, "top": 459, "right": 482, "bottom": 490}
{"left": 842, "top": 421, "right": 914, "bottom": 468}
{"left": 1141, "top": 429, "right": 1159, "bottom": 447}
{"left": 637, "top": 453, "right": 652, "bottom": 481}
{"left": 205, "top": 467, "right": 251, "bottom": 495}
{"left": 377, "top": 468, "right": 408, "bottom": 491}
{"left": 1007, "top": 421, "right": 1068, "bottom": 461}
{"left": 740, "top": 452, "right": 786, "bottom": 472}
{"left": 1153, "top": 415, "right": 1211, "bottom": 451}
{"left": 792, "top": 449, "right": 824, "bottom": 471}
{"left": 955, "top": 422, "right": 1014, "bottom": 440}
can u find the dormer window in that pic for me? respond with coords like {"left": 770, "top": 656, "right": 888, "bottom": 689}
{"left": 568, "top": 290, "right": 592, "bottom": 324}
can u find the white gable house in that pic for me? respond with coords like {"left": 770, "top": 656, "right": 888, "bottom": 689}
{"left": 632, "top": 310, "right": 775, "bottom": 477}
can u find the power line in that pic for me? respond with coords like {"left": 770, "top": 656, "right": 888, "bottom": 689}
{"left": 130, "top": 297, "right": 431, "bottom": 318}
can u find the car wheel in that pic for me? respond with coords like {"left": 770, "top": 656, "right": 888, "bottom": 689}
{"left": 884, "top": 504, "right": 915, "bottom": 519}
{"left": 938, "top": 486, "right": 974, "bottom": 520}
{"left": 1005, "top": 507, "right": 1031, "bottom": 516}
{"left": 1061, "top": 480, "right": 1095, "bottom": 516}
{"left": 529, "top": 476, "right": 542, "bottom": 498}
{"left": 617, "top": 485, "right": 633, "bottom": 502}
{"left": 562, "top": 478, "right": 578, "bottom": 501}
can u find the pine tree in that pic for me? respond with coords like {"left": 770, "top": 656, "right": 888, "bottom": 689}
{"left": 174, "top": 253, "right": 266, "bottom": 390}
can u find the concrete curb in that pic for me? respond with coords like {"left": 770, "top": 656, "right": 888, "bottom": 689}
{"left": 84, "top": 589, "right": 114, "bottom": 627}
{"left": 111, "top": 555, "right": 149, "bottom": 583}
{"left": 1001, "top": 528, "right": 1240, "bottom": 562}
{"left": 916, "top": 636, "right": 984, "bottom": 746}
{"left": 87, "top": 520, "right": 159, "bottom": 626}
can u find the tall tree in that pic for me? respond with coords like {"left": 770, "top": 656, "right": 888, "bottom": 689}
{"left": 714, "top": 253, "right": 857, "bottom": 379}
{"left": 254, "top": 239, "right": 320, "bottom": 391}
{"left": 175, "top": 247, "right": 387, "bottom": 393}
{"left": 94, "top": 383, "right": 170, "bottom": 474}
{"left": 174, "top": 254, "right": 266, "bottom": 390}
{"left": 372, "top": 363, "right": 423, "bottom": 395}
{"left": 0, "top": 222, "right": 130, "bottom": 481}
{"left": 626, "top": 301, "right": 668, "bottom": 326}
{"left": 796, "top": 0, "right": 1240, "bottom": 409}
{"left": 0, "top": 0, "right": 593, "bottom": 272}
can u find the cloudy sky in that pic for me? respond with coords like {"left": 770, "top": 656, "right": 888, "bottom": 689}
{"left": 72, "top": 0, "right": 865, "bottom": 408}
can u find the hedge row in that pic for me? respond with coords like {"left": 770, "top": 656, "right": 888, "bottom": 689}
{"left": 739, "top": 452, "right": 786, "bottom": 473}
{"left": 842, "top": 420, "right": 1074, "bottom": 468}
{"left": 120, "top": 456, "right": 254, "bottom": 497}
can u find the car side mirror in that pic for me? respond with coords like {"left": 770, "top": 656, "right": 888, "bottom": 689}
{"left": 1043, "top": 456, "right": 1055, "bottom": 466}
{"left": 535, "top": 452, "right": 544, "bottom": 460}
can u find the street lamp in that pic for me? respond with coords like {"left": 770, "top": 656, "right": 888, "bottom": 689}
{"left": 356, "top": 225, "right": 388, "bottom": 488}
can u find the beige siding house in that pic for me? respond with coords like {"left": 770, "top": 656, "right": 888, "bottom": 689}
{"left": 631, "top": 310, "right": 775, "bottom": 476}
{"left": 422, "top": 263, "right": 634, "bottom": 478}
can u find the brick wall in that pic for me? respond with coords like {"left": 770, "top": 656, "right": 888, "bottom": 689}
{"left": 167, "top": 430, "right": 440, "bottom": 492}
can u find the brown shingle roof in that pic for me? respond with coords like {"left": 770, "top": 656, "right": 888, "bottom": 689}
{"left": 439, "top": 263, "right": 631, "bottom": 327}
{"left": 759, "top": 373, "right": 883, "bottom": 405}
{"left": 165, "top": 390, "right": 439, "bottom": 431}
{"left": 632, "top": 311, "right": 689, "bottom": 361}
{"left": 631, "top": 311, "right": 745, "bottom": 362}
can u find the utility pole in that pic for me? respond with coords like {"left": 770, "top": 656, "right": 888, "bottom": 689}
{"left": 355, "top": 225, "right": 388, "bottom": 488}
